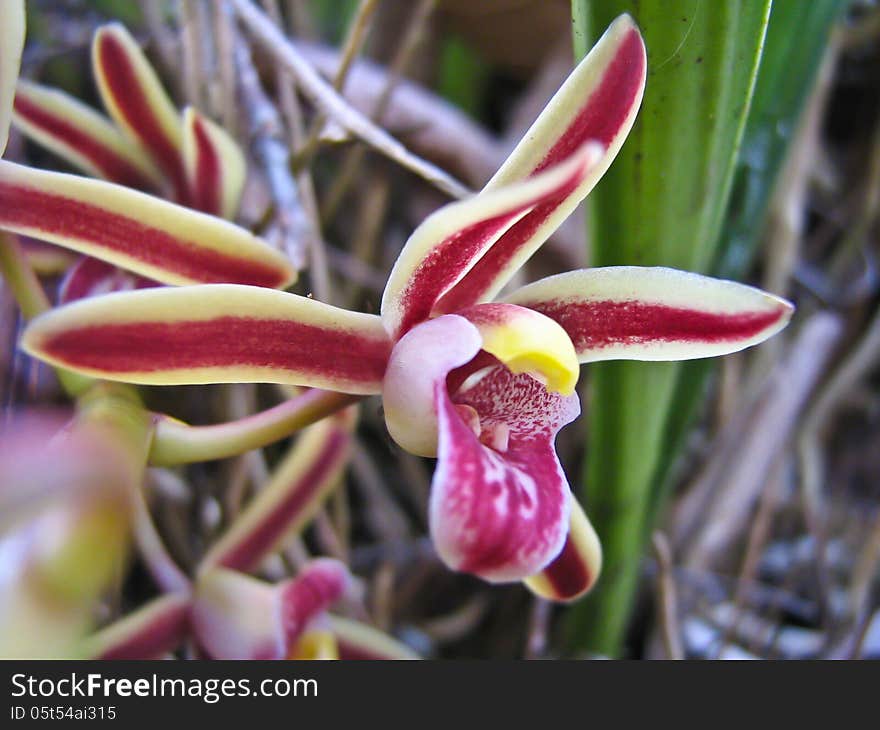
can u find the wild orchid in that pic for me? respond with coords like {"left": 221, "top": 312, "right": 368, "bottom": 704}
{"left": 18, "top": 15, "right": 794, "bottom": 603}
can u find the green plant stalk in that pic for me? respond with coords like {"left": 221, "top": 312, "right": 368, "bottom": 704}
{"left": 569, "top": 0, "right": 771, "bottom": 656}
{"left": 646, "top": 0, "right": 846, "bottom": 530}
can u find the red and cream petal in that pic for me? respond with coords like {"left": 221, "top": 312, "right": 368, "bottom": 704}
{"left": 12, "top": 80, "right": 162, "bottom": 189}
{"left": 431, "top": 15, "right": 647, "bottom": 313}
{"left": 191, "top": 561, "right": 350, "bottom": 660}
{"left": 200, "top": 409, "right": 357, "bottom": 574}
{"left": 85, "top": 593, "right": 191, "bottom": 660}
{"left": 92, "top": 23, "right": 186, "bottom": 200}
{"left": 181, "top": 107, "right": 245, "bottom": 219}
{"left": 22, "top": 284, "right": 391, "bottom": 393}
{"left": 58, "top": 257, "right": 157, "bottom": 304}
{"left": 505, "top": 267, "right": 794, "bottom": 362}
{"left": 0, "top": 160, "right": 295, "bottom": 287}
{"left": 523, "top": 493, "right": 601, "bottom": 602}
{"left": 381, "top": 142, "right": 602, "bottom": 340}
{"left": 330, "top": 616, "right": 420, "bottom": 660}
{"left": 431, "top": 364, "right": 580, "bottom": 583}
{"left": 0, "top": 0, "right": 24, "bottom": 156}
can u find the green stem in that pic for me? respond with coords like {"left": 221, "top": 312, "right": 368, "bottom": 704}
{"left": 150, "top": 389, "right": 360, "bottom": 465}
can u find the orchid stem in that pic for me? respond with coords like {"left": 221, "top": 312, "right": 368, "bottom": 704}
{"left": 149, "top": 389, "right": 360, "bottom": 466}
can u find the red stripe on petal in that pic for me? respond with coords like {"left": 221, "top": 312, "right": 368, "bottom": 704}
{"left": 96, "top": 32, "right": 187, "bottom": 201}
{"left": 540, "top": 537, "right": 593, "bottom": 601}
{"left": 396, "top": 213, "right": 522, "bottom": 337}
{"left": 0, "top": 181, "right": 289, "bottom": 286}
{"left": 536, "top": 28, "right": 645, "bottom": 173}
{"left": 434, "top": 29, "right": 646, "bottom": 313}
{"left": 526, "top": 299, "right": 788, "bottom": 351}
{"left": 213, "top": 428, "right": 351, "bottom": 572}
{"left": 39, "top": 316, "right": 390, "bottom": 384}
{"left": 96, "top": 600, "right": 189, "bottom": 660}
{"left": 13, "top": 94, "right": 158, "bottom": 190}
{"left": 190, "top": 115, "right": 221, "bottom": 215}
{"left": 433, "top": 174, "right": 581, "bottom": 315}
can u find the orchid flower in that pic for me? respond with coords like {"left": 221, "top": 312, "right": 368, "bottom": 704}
{"left": 19, "top": 16, "right": 793, "bottom": 602}
{"left": 0, "top": 21, "right": 295, "bottom": 293}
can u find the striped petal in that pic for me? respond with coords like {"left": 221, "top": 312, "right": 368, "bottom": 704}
{"left": 0, "top": 160, "right": 295, "bottom": 287}
{"left": 192, "top": 560, "right": 350, "bottom": 660}
{"left": 12, "top": 80, "right": 162, "bottom": 189}
{"left": 92, "top": 23, "right": 186, "bottom": 200}
{"left": 523, "top": 493, "right": 601, "bottom": 602}
{"left": 330, "top": 616, "right": 420, "bottom": 660}
{"left": 85, "top": 593, "right": 191, "bottom": 660}
{"left": 22, "top": 284, "right": 391, "bottom": 394}
{"left": 432, "top": 362, "right": 580, "bottom": 582}
{"left": 58, "top": 257, "right": 156, "bottom": 304}
{"left": 0, "top": 0, "right": 24, "bottom": 156}
{"left": 505, "top": 267, "right": 794, "bottom": 362}
{"left": 182, "top": 107, "right": 245, "bottom": 219}
{"left": 381, "top": 142, "right": 603, "bottom": 340}
{"left": 200, "top": 408, "right": 357, "bottom": 574}
{"left": 431, "top": 14, "right": 646, "bottom": 313}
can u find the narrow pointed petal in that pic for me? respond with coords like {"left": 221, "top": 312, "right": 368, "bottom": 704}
{"left": 192, "top": 561, "right": 350, "bottom": 660}
{"left": 200, "top": 409, "right": 357, "bottom": 573}
{"left": 58, "top": 257, "right": 156, "bottom": 304}
{"left": 381, "top": 143, "right": 602, "bottom": 339}
{"left": 523, "top": 494, "right": 601, "bottom": 602}
{"left": 432, "top": 15, "right": 646, "bottom": 312}
{"left": 22, "top": 284, "right": 391, "bottom": 393}
{"left": 0, "top": 0, "right": 25, "bottom": 156}
{"left": 0, "top": 160, "right": 295, "bottom": 287}
{"left": 456, "top": 302, "right": 580, "bottom": 397}
{"left": 182, "top": 107, "right": 245, "bottom": 219}
{"left": 85, "top": 593, "right": 190, "bottom": 659}
{"left": 383, "top": 315, "right": 482, "bottom": 457}
{"left": 329, "top": 616, "right": 420, "bottom": 660}
{"left": 13, "top": 80, "right": 162, "bottom": 189}
{"left": 506, "top": 267, "right": 794, "bottom": 362}
{"left": 92, "top": 23, "right": 186, "bottom": 200}
{"left": 432, "top": 363, "right": 580, "bottom": 582}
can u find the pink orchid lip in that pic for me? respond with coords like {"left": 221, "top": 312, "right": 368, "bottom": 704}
{"left": 383, "top": 314, "right": 581, "bottom": 583}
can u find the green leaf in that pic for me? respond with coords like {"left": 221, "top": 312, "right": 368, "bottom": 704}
{"left": 568, "top": 0, "right": 772, "bottom": 657}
